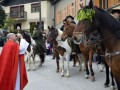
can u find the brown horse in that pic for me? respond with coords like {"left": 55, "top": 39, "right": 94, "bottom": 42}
{"left": 47, "top": 27, "right": 60, "bottom": 73}
{"left": 61, "top": 21, "right": 96, "bottom": 82}
{"left": 73, "top": 0, "right": 120, "bottom": 89}
{"left": 47, "top": 26, "right": 72, "bottom": 77}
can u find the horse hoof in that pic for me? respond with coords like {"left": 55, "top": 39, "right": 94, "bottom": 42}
{"left": 79, "top": 68, "right": 82, "bottom": 71}
{"left": 56, "top": 70, "right": 59, "bottom": 73}
{"left": 61, "top": 74, "right": 64, "bottom": 77}
{"left": 99, "top": 70, "right": 104, "bottom": 72}
{"left": 91, "top": 77, "right": 95, "bottom": 82}
{"left": 33, "top": 68, "right": 36, "bottom": 71}
{"left": 39, "top": 64, "right": 42, "bottom": 67}
{"left": 66, "top": 75, "right": 70, "bottom": 78}
{"left": 27, "top": 69, "right": 30, "bottom": 71}
{"left": 104, "top": 84, "right": 109, "bottom": 88}
{"left": 85, "top": 75, "right": 89, "bottom": 79}
{"left": 110, "top": 86, "right": 115, "bottom": 90}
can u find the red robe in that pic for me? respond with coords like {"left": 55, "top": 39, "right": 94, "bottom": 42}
{"left": 0, "top": 40, "right": 28, "bottom": 90}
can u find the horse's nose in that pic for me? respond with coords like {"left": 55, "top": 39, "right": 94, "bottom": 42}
{"left": 61, "top": 38, "right": 64, "bottom": 41}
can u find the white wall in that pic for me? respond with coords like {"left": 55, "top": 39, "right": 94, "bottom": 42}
{"left": 3, "top": 1, "right": 52, "bottom": 31}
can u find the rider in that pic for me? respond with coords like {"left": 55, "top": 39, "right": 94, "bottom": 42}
{"left": 32, "top": 28, "right": 46, "bottom": 63}
{"left": 111, "top": 9, "right": 120, "bottom": 21}
{"left": 65, "top": 15, "right": 79, "bottom": 55}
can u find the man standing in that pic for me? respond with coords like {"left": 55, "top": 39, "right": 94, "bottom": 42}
{"left": 0, "top": 33, "right": 28, "bottom": 90}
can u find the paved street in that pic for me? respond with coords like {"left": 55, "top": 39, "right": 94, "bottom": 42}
{"left": 0, "top": 47, "right": 114, "bottom": 90}
{"left": 24, "top": 55, "right": 113, "bottom": 90}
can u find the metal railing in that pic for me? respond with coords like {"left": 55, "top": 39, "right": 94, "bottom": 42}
{"left": 10, "top": 11, "right": 27, "bottom": 19}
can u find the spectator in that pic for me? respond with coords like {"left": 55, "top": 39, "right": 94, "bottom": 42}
{"left": 111, "top": 9, "right": 120, "bottom": 21}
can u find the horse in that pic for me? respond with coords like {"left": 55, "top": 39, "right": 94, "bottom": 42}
{"left": 47, "top": 26, "right": 72, "bottom": 77}
{"left": 20, "top": 30, "right": 45, "bottom": 71}
{"left": 61, "top": 21, "right": 84, "bottom": 70}
{"left": 73, "top": 0, "right": 120, "bottom": 89}
{"left": 61, "top": 21, "right": 97, "bottom": 82}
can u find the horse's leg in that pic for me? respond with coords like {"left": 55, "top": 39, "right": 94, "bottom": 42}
{"left": 38, "top": 54, "right": 45, "bottom": 67}
{"left": 89, "top": 51, "right": 95, "bottom": 82}
{"left": 110, "top": 71, "right": 115, "bottom": 90}
{"left": 27, "top": 52, "right": 31, "bottom": 71}
{"left": 55, "top": 51, "right": 60, "bottom": 72}
{"left": 83, "top": 54, "right": 89, "bottom": 79}
{"left": 40, "top": 54, "right": 45, "bottom": 64}
{"left": 100, "top": 59, "right": 105, "bottom": 72}
{"left": 104, "top": 61, "right": 110, "bottom": 87}
{"left": 115, "top": 80, "right": 120, "bottom": 90}
{"left": 72, "top": 54, "right": 76, "bottom": 67}
{"left": 32, "top": 53, "right": 36, "bottom": 70}
{"left": 60, "top": 55, "right": 64, "bottom": 77}
{"left": 77, "top": 54, "right": 83, "bottom": 71}
{"left": 66, "top": 53, "right": 70, "bottom": 77}
{"left": 39, "top": 54, "right": 42, "bottom": 67}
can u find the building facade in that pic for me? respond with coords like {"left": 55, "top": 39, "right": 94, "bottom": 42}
{"left": 54, "top": 0, "right": 88, "bottom": 28}
{"left": 1, "top": 0, "right": 55, "bottom": 31}
{"left": 93, "top": 0, "right": 120, "bottom": 9}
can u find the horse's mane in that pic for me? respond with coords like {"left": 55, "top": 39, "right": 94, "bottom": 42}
{"left": 94, "top": 7, "right": 120, "bottom": 39}
{"left": 20, "top": 30, "right": 31, "bottom": 44}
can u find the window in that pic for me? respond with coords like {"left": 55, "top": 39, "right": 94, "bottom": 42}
{"left": 71, "top": 2, "right": 74, "bottom": 6}
{"left": 37, "top": 21, "right": 44, "bottom": 30}
{"left": 31, "top": 3, "right": 39, "bottom": 13}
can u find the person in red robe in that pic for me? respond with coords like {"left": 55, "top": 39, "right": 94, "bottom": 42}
{"left": 0, "top": 33, "right": 28, "bottom": 90}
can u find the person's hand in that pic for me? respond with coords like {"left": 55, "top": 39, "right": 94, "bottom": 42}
{"left": 17, "top": 33, "right": 23, "bottom": 39}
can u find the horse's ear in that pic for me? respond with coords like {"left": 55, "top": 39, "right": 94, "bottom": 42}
{"left": 48, "top": 26, "right": 50, "bottom": 29}
{"left": 51, "top": 26, "right": 54, "bottom": 28}
{"left": 51, "top": 26, "right": 55, "bottom": 30}
{"left": 89, "top": 0, "right": 93, "bottom": 8}
{"left": 80, "top": 4, "right": 83, "bottom": 9}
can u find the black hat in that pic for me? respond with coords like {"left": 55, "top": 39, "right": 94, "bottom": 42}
{"left": 111, "top": 9, "right": 120, "bottom": 14}
{"left": 66, "top": 15, "right": 74, "bottom": 20}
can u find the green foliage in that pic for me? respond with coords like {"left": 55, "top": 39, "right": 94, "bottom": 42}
{"left": 77, "top": 9, "right": 95, "bottom": 21}
{"left": 3, "top": 17, "right": 16, "bottom": 32}
{"left": 30, "top": 22, "right": 36, "bottom": 35}
{"left": 0, "top": 6, "right": 5, "bottom": 27}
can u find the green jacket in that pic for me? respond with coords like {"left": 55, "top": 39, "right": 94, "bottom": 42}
{"left": 32, "top": 31, "right": 46, "bottom": 54}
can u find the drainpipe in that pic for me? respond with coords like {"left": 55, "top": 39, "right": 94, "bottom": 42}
{"left": 53, "top": 4, "right": 56, "bottom": 27}
{"left": 39, "top": 0, "right": 42, "bottom": 31}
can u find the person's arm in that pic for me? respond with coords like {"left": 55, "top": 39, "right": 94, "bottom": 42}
{"left": 19, "top": 39, "right": 29, "bottom": 54}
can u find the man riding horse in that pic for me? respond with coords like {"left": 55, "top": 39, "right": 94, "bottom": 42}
{"left": 32, "top": 28, "right": 46, "bottom": 64}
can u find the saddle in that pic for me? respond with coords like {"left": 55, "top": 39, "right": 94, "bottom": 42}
{"left": 67, "top": 37, "right": 81, "bottom": 54}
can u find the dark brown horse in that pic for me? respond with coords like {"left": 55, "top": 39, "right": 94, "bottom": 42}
{"left": 61, "top": 21, "right": 96, "bottom": 82}
{"left": 73, "top": 0, "right": 120, "bottom": 89}
{"left": 47, "top": 30, "right": 60, "bottom": 72}
{"left": 20, "top": 30, "right": 45, "bottom": 71}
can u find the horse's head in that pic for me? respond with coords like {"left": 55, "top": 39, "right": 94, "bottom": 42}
{"left": 61, "top": 21, "right": 76, "bottom": 41}
{"left": 73, "top": 0, "right": 98, "bottom": 43}
{"left": 47, "top": 26, "right": 58, "bottom": 43}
